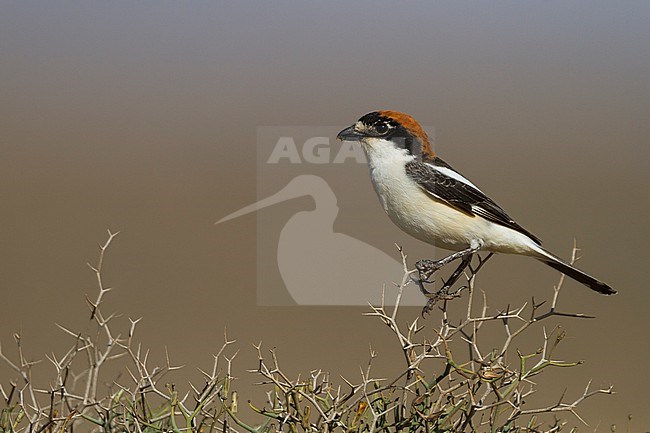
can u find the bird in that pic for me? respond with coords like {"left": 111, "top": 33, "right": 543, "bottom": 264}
{"left": 337, "top": 110, "right": 616, "bottom": 307}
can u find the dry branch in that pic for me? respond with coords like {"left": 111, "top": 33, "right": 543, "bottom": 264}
{"left": 0, "top": 233, "right": 613, "bottom": 432}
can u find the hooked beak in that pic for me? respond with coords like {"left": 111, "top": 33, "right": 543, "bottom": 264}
{"left": 336, "top": 125, "right": 363, "bottom": 142}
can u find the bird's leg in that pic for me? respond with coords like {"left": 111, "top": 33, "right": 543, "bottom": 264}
{"left": 443, "top": 252, "right": 495, "bottom": 297}
{"left": 468, "top": 252, "right": 494, "bottom": 277}
{"left": 437, "top": 252, "right": 494, "bottom": 299}
{"left": 421, "top": 254, "right": 473, "bottom": 315}
{"left": 415, "top": 246, "right": 479, "bottom": 284}
{"left": 418, "top": 244, "right": 483, "bottom": 315}
{"left": 440, "top": 253, "right": 474, "bottom": 294}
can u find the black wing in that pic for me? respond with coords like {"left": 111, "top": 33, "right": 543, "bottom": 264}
{"left": 405, "top": 157, "right": 542, "bottom": 245}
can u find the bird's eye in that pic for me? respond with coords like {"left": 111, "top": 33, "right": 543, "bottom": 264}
{"left": 374, "top": 122, "right": 390, "bottom": 135}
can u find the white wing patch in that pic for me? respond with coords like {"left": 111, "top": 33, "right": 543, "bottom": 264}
{"left": 425, "top": 163, "right": 483, "bottom": 192}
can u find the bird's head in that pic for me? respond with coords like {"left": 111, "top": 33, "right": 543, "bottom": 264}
{"left": 337, "top": 110, "right": 434, "bottom": 160}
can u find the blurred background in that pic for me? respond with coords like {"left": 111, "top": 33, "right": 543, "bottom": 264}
{"left": 1, "top": 1, "right": 649, "bottom": 428}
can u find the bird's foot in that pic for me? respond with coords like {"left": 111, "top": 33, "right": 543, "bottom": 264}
{"left": 415, "top": 259, "right": 444, "bottom": 296}
{"left": 421, "top": 284, "right": 468, "bottom": 316}
{"left": 415, "top": 259, "right": 443, "bottom": 284}
{"left": 416, "top": 250, "right": 491, "bottom": 316}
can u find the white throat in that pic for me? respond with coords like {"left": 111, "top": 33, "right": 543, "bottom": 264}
{"left": 361, "top": 138, "right": 414, "bottom": 168}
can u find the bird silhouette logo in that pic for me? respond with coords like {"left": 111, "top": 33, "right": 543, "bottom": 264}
{"left": 217, "top": 174, "right": 423, "bottom": 306}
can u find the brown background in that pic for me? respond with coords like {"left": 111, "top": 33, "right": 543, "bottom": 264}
{"left": 1, "top": 1, "right": 649, "bottom": 429}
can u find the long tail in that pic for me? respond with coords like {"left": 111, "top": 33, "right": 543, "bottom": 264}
{"left": 533, "top": 248, "right": 616, "bottom": 295}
